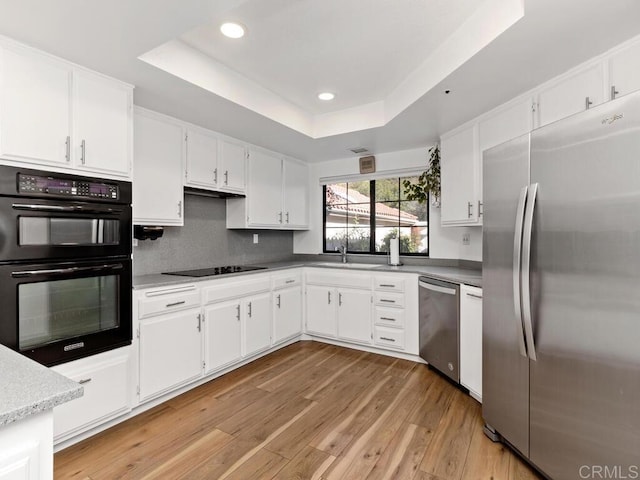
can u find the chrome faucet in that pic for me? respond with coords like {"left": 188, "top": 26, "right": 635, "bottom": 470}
{"left": 339, "top": 245, "right": 348, "bottom": 263}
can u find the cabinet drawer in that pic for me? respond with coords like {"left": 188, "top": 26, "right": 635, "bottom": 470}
{"left": 375, "top": 307, "right": 405, "bottom": 328}
{"left": 272, "top": 271, "right": 302, "bottom": 289}
{"left": 374, "top": 326, "right": 405, "bottom": 350}
{"left": 203, "top": 277, "right": 271, "bottom": 304}
{"left": 52, "top": 349, "right": 130, "bottom": 440}
{"left": 306, "top": 270, "right": 371, "bottom": 289}
{"left": 374, "top": 291, "right": 405, "bottom": 308}
{"left": 375, "top": 277, "right": 405, "bottom": 292}
{"left": 138, "top": 284, "right": 200, "bottom": 318}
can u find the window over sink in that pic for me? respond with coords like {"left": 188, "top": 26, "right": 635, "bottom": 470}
{"left": 323, "top": 177, "right": 429, "bottom": 256}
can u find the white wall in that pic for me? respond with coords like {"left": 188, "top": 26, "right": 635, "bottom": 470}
{"left": 293, "top": 147, "right": 482, "bottom": 261}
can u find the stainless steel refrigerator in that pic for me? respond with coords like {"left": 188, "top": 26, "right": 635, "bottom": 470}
{"left": 483, "top": 91, "right": 640, "bottom": 479}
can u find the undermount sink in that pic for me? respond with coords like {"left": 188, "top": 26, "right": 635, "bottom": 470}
{"left": 309, "top": 262, "right": 383, "bottom": 269}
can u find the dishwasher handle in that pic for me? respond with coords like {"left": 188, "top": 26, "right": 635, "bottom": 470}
{"left": 418, "top": 280, "right": 457, "bottom": 296}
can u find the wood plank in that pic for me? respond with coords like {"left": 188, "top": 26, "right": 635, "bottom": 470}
{"left": 407, "top": 374, "right": 455, "bottom": 431}
{"left": 509, "top": 457, "right": 544, "bottom": 480}
{"left": 272, "top": 446, "right": 336, "bottom": 480}
{"left": 420, "top": 389, "right": 480, "bottom": 480}
{"left": 366, "top": 423, "right": 433, "bottom": 480}
{"left": 459, "top": 414, "right": 511, "bottom": 480}
{"left": 222, "top": 448, "right": 287, "bottom": 480}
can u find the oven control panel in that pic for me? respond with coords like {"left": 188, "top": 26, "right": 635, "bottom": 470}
{"left": 18, "top": 174, "right": 119, "bottom": 200}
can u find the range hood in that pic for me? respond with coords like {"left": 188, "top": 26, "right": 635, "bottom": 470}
{"left": 184, "top": 187, "right": 245, "bottom": 199}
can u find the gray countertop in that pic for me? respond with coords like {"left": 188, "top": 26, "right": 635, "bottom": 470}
{"left": 134, "top": 260, "right": 482, "bottom": 289}
{"left": 0, "top": 345, "right": 83, "bottom": 427}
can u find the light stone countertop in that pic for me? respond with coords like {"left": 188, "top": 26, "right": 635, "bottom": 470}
{"left": 0, "top": 345, "right": 83, "bottom": 427}
{"left": 133, "top": 260, "right": 482, "bottom": 290}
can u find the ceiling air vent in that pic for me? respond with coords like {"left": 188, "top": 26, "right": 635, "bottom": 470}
{"left": 349, "top": 147, "right": 369, "bottom": 154}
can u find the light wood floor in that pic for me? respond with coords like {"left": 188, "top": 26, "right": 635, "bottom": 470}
{"left": 55, "top": 341, "right": 542, "bottom": 480}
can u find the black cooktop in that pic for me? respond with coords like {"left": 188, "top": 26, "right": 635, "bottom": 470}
{"left": 163, "top": 265, "right": 267, "bottom": 277}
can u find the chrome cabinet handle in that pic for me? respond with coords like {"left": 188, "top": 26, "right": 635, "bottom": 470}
{"left": 380, "top": 299, "right": 395, "bottom": 303}
{"left": 276, "top": 294, "right": 281, "bottom": 308}
{"left": 380, "top": 337, "right": 395, "bottom": 342}
{"left": 380, "top": 317, "right": 396, "bottom": 322}
{"left": 338, "top": 293, "right": 342, "bottom": 306}
{"left": 478, "top": 200, "right": 483, "bottom": 217}
{"left": 522, "top": 183, "right": 538, "bottom": 361}
{"left": 286, "top": 212, "right": 289, "bottom": 223}
{"left": 513, "top": 185, "right": 528, "bottom": 358}
{"left": 285, "top": 279, "right": 295, "bottom": 284}
{"left": 78, "top": 378, "right": 92, "bottom": 384}
{"left": 236, "top": 304, "right": 240, "bottom": 321}
{"left": 214, "top": 168, "right": 218, "bottom": 184}
{"left": 197, "top": 313, "right": 202, "bottom": 332}
{"left": 379, "top": 284, "right": 395, "bottom": 288}
{"left": 466, "top": 292, "right": 483, "bottom": 299}
{"left": 248, "top": 301, "right": 252, "bottom": 318}
{"left": 327, "top": 291, "right": 331, "bottom": 304}
{"left": 611, "top": 85, "right": 619, "bottom": 100}
{"left": 224, "top": 170, "right": 229, "bottom": 185}
{"left": 585, "top": 96, "right": 593, "bottom": 110}
{"left": 166, "top": 300, "right": 185, "bottom": 308}
{"left": 278, "top": 212, "right": 283, "bottom": 223}
{"left": 467, "top": 202, "right": 473, "bottom": 218}
{"left": 177, "top": 200, "right": 182, "bottom": 218}
{"left": 81, "top": 139, "right": 86, "bottom": 164}
{"left": 65, "top": 136, "right": 71, "bottom": 162}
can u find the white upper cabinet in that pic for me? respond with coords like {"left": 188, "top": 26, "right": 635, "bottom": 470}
{"left": 0, "top": 44, "right": 71, "bottom": 166}
{"left": 283, "top": 158, "right": 309, "bottom": 228}
{"left": 73, "top": 70, "right": 132, "bottom": 176}
{"left": 478, "top": 99, "right": 533, "bottom": 153}
{"left": 536, "top": 63, "right": 605, "bottom": 128}
{"left": 226, "top": 148, "right": 309, "bottom": 230}
{"left": 0, "top": 40, "right": 132, "bottom": 178}
{"left": 185, "top": 128, "right": 218, "bottom": 189}
{"left": 608, "top": 38, "right": 640, "bottom": 100}
{"left": 440, "top": 124, "right": 480, "bottom": 226}
{"left": 218, "top": 139, "right": 246, "bottom": 194}
{"left": 184, "top": 129, "right": 246, "bottom": 194}
{"left": 133, "top": 109, "right": 184, "bottom": 226}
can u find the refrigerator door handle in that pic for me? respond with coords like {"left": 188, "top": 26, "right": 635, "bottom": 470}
{"left": 522, "top": 182, "right": 538, "bottom": 361}
{"left": 513, "top": 185, "right": 529, "bottom": 358}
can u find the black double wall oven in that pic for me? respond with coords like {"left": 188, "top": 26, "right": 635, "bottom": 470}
{"left": 0, "top": 165, "right": 132, "bottom": 366}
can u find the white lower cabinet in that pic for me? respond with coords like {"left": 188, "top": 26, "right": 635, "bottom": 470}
{"left": 0, "top": 411, "right": 53, "bottom": 480}
{"left": 273, "top": 286, "right": 302, "bottom": 344}
{"left": 138, "top": 308, "right": 203, "bottom": 401}
{"left": 305, "top": 285, "right": 338, "bottom": 337}
{"left": 336, "top": 288, "right": 372, "bottom": 344}
{"left": 204, "top": 300, "right": 242, "bottom": 373}
{"left": 460, "top": 284, "right": 483, "bottom": 401}
{"left": 243, "top": 292, "right": 272, "bottom": 357}
{"left": 52, "top": 347, "right": 131, "bottom": 441}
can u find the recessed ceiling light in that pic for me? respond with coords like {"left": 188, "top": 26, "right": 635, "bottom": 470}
{"left": 318, "top": 92, "right": 335, "bottom": 101}
{"left": 220, "top": 22, "right": 246, "bottom": 39}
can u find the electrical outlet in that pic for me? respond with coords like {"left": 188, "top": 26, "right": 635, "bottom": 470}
{"left": 462, "top": 233, "right": 470, "bottom": 246}
{"left": 253, "top": 233, "right": 259, "bottom": 244}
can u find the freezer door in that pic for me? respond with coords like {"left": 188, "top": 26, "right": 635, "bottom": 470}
{"left": 482, "top": 134, "right": 531, "bottom": 456}
{"left": 529, "top": 92, "right": 640, "bottom": 478}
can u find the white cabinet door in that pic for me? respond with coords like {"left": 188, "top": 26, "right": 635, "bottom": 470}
{"left": 218, "top": 139, "right": 246, "bottom": 193}
{"left": 273, "top": 286, "right": 302, "bottom": 344}
{"left": 243, "top": 292, "right": 272, "bottom": 356}
{"left": 283, "top": 158, "right": 308, "bottom": 228}
{"left": 52, "top": 348, "right": 130, "bottom": 440}
{"left": 440, "top": 125, "right": 479, "bottom": 225}
{"left": 133, "top": 110, "right": 184, "bottom": 225}
{"left": 609, "top": 39, "right": 640, "bottom": 99}
{"left": 73, "top": 70, "right": 131, "bottom": 176}
{"left": 478, "top": 99, "right": 533, "bottom": 152}
{"left": 138, "top": 308, "right": 202, "bottom": 401}
{"left": 204, "top": 300, "right": 242, "bottom": 372}
{"left": 460, "top": 285, "right": 483, "bottom": 401}
{"left": 247, "top": 149, "right": 283, "bottom": 226}
{"left": 305, "top": 285, "right": 337, "bottom": 337}
{"left": 0, "top": 45, "right": 71, "bottom": 166}
{"left": 537, "top": 63, "right": 605, "bottom": 127}
{"left": 185, "top": 128, "right": 218, "bottom": 189}
{"left": 337, "top": 288, "right": 372, "bottom": 344}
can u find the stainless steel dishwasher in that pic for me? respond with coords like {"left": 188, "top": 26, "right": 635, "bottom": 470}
{"left": 418, "top": 276, "right": 460, "bottom": 383}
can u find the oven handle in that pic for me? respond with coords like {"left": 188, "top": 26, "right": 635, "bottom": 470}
{"left": 12, "top": 203, "right": 123, "bottom": 215}
{"left": 11, "top": 263, "right": 124, "bottom": 278}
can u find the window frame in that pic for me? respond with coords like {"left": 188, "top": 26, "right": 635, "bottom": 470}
{"left": 322, "top": 178, "right": 429, "bottom": 256}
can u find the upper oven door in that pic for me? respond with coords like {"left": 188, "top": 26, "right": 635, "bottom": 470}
{"left": 0, "top": 197, "right": 132, "bottom": 261}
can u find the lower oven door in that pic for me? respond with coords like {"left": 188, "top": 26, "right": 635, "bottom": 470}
{"left": 0, "top": 258, "right": 132, "bottom": 366}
